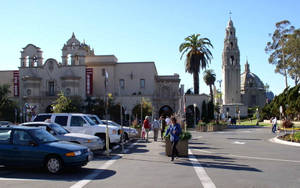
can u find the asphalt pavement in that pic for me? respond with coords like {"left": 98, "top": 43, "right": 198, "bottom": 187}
{"left": 1, "top": 126, "right": 300, "bottom": 188}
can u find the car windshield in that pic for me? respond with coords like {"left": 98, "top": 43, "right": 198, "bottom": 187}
{"left": 83, "top": 116, "right": 96, "bottom": 126}
{"left": 49, "top": 123, "right": 69, "bottom": 135}
{"left": 108, "top": 121, "right": 121, "bottom": 127}
{"left": 29, "top": 129, "right": 58, "bottom": 143}
{"left": 89, "top": 116, "right": 104, "bottom": 124}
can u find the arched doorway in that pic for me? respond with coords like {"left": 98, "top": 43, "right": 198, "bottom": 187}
{"left": 159, "top": 105, "right": 173, "bottom": 118}
{"left": 186, "top": 105, "right": 200, "bottom": 128}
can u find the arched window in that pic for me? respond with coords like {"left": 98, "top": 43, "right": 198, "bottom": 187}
{"left": 119, "top": 79, "right": 125, "bottom": 89}
{"left": 32, "top": 56, "right": 38, "bottom": 67}
{"left": 67, "top": 54, "right": 72, "bottom": 65}
{"left": 24, "top": 56, "right": 29, "bottom": 67}
{"left": 230, "top": 42, "right": 233, "bottom": 49}
{"left": 230, "top": 56, "right": 234, "bottom": 65}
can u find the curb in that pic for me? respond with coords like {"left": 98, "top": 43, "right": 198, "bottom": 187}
{"left": 269, "top": 137, "right": 300, "bottom": 147}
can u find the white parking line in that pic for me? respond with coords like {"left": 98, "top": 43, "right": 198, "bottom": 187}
{"left": 0, "top": 178, "right": 44, "bottom": 181}
{"left": 70, "top": 155, "right": 119, "bottom": 188}
{"left": 195, "top": 149, "right": 300, "bottom": 164}
{"left": 70, "top": 141, "right": 139, "bottom": 188}
{"left": 189, "top": 149, "right": 216, "bottom": 188}
{"left": 233, "top": 141, "right": 246, "bottom": 145}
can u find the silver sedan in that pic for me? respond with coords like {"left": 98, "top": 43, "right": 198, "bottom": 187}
{"left": 21, "top": 122, "right": 104, "bottom": 151}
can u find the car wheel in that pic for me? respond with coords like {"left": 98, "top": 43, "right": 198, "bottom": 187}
{"left": 46, "top": 156, "right": 62, "bottom": 174}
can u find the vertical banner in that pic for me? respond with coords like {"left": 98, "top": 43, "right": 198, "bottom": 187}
{"left": 86, "top": 68, "right": 93, "bottom": 95}
{"left": 13, "top": 71, "right": 19, "bottom": 96}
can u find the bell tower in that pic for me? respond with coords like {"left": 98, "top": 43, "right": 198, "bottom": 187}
{"left": 222, "top": 18, "right": 241, "bottom": 104}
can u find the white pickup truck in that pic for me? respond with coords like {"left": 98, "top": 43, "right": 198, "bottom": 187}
{"left": 32, "top": 113, "right": 121, "bottom": 144}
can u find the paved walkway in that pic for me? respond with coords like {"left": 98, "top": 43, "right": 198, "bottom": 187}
{"left": 86, "top": 135, "right": 202, "bottom": 188}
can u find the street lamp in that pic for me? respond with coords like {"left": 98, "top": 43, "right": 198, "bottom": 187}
{"left": 256, "top": 108, "right": 259, "bottom": 126}
{"left": 193, "top": 103, "right": 197, "bottom": 128}
{"left": 238, "top": 110, "right": 241, "bottom": 124}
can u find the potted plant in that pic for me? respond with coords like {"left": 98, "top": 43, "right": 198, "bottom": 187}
{"left": 131, "top": 119, "right": 142, "bottom": 138}
{"left": 165, "top": 130, "right": 191, "bottom": 157}
{"left": 196, "top": 121, "right": 207, "bottom": 132}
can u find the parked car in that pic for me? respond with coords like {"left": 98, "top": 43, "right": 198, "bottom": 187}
{"left": 32, "top": 113, "right": 121, "bottom": 144}
{"left": 104, "top": 120, "right": 138, "bottom": 140}
{"left": 0, "top": 126, "right": 91, "bottom": 174}
{"left": 0, "top": 121, "right": 13, "bottom": 126}
{"left": 87, "top": 114, "right": 138, "bottom": 140}
{"left": 21, "top": 122, "right": 104, "bottom": 151}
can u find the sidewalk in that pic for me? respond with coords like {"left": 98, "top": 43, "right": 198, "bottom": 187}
{"left": 87, "top": 132, "right": 201, "bottom": 188}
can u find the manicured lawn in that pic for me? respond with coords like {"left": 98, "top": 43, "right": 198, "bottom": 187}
{"left": 238, "top": 120, "right": 271, "bottom": 127}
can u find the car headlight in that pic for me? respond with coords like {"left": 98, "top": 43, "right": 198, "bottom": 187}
{"left": 65, "top": 151, "right": 82, "bottom": 157}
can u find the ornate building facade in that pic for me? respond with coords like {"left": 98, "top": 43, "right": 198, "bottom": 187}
{"left": 0, "top": 33, "right": 209, "bottom": 122}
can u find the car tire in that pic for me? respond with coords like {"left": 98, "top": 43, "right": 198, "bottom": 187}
{"left": 46, "top": 156, "right": 62, "bottom": 174}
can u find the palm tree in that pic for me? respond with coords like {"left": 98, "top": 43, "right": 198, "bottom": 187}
{"left": 179, "top": 34, "right": 213, "bottom": 94}
{"left": 203, "top": 69, "right": 216, "bottom": 102}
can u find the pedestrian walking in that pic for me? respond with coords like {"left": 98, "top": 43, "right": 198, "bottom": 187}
{"left": 143, "top": 116, "right": 151, "bottom": 142}
{"left": 165, "top": 117, "right": 182, "bottom": 161}
{"left": 160, "top": 116, "right": 167, "bottom": 140}
{"left": 272, "top": 117, "right": 277, "bottom": 133}
{"left": 165, "top": 116, "right": 171, "bottom": 126}
{"left": 141, "top": 126, "right": 146, "bottom": 140}
{"left": 152, "top": 118, "right": 160, "bottom": 141}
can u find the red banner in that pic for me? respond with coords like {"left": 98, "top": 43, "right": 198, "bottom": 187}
{"left": 13, "top": 71, "right": 19, "bottom": 96}
{"left": 86, "top": 68, "right": 93, "bottom": 95}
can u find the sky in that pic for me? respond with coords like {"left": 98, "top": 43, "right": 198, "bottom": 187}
{"left": 0, "top": 0, "right": 299, "bottom": 95}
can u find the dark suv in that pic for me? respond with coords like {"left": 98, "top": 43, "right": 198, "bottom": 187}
{"left": 0, "top": 125, "right": 91, "bottom": 173}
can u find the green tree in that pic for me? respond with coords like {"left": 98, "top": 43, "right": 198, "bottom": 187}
{"left": 0, "top": 84, "right": 17, "bottom": 122}
{"left": 132, "top": 97, "right": 152, "bottom": 122}
{"left": 265, "top": 20, "right": 294, "bottom": 88}
{"left": 179, "top": 34, "right": 213, "bottom": 94}
{"left": 201, "top": 100, "right": 208, "bottom": 123}
{"left": 52, "top": 92, "right": 81, "bottom": 113}
{"left": 203, "top": 69, "right": 216, "bottom": 102}
{"left": 285, "top": 29, "right": 300, "bottom": 85}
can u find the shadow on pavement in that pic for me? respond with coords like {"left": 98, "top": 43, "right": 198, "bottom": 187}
{"left": 175, "top": 154, "right": 262, "bottom": 172}
{"left": 125, "top": 143, "right": 149, "bottom": 154}
{"left": 93, "top": 154, "right": 122, "bottom": 161}
{"left": 0, "top": 166, "right": 116, "bottom": 181}
{"left": 227, "top": 125, "right": 265, "bottom": 129}
{"left": 189, "top": 146, "right": 220, "bottom": 150}
{"left": 226, "top": 138, "right": 262, "bottom": 141}
{"left": 176, "top": 160, "right": 262, "bottom": 172}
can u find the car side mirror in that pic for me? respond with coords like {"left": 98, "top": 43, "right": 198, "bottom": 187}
{"left": 29, "top": 141, "right": 38, "bottom": 147}
{"left": 49, "top": 130, "right": 56, "bottom": 135}
{"left": 83, "top": 123, "right": 89, "bottom": 127}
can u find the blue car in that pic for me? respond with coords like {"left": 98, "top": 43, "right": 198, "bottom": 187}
{"left": 0, "top": 126, "right": 91, "bottom": 174}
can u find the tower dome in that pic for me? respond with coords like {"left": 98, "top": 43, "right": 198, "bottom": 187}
{"left": 241, "top": 61, "right": 264, "bottom": 90}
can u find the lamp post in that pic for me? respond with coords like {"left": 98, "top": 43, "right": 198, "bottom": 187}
{"left": 193, "top": 103, "right": 197, "bottom": 128}
{"left": 120, "top": 104, "right": 125, "bottom": 153}
{"left": 256, "top": 108, "right": 259, "bottom": 126}
{"left": 238, "top": 110, "right": 241, "bottom": 124}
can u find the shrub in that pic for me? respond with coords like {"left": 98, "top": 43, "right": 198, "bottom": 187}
{"left": 282, "top": 119, "right": 293, "bottom": 128}
{"left": 294, "top": 132, "right": 300, "bottom": 142}
{"left": 180, "top": 131, "right": 192, "bottom": 140}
